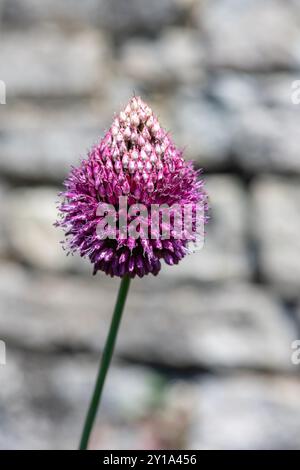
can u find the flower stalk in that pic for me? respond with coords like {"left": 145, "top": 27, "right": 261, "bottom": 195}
{"left": 79, "top": 275, "right": 131, "bottom": 450}
{"left": 56, "top": 96, "right": 209, "bottom": 449}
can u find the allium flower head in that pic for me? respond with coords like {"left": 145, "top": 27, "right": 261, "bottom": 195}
{"left": 56, "top": 97, "right": 208, "bottom": 278}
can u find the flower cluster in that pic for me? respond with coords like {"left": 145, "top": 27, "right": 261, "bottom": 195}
{"left": 56, "top": 97, "right": 208, "bottom": 277}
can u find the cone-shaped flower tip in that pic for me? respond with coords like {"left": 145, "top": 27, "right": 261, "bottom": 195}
{"left": 56, "top": 97, "right": 208, "bottom": 278}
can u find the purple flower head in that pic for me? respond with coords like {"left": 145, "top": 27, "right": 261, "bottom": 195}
{"left": 56, "top": 97, "right": 208, "bottom": 278}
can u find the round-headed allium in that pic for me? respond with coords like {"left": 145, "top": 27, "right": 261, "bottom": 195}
{"left": 56, "top": 97, "right": 208, "bottom": 278}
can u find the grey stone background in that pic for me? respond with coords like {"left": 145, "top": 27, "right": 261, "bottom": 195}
{"left": 0, "top": 0, "right": 300, "bottom": 449}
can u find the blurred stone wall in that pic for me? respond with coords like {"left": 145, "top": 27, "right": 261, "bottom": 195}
{"left": 0, "top": 0, "right": 300, "bottom": 449}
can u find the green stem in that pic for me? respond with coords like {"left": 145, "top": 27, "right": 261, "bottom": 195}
{"left": 79, "top": 274, "right": 131, "bottom": 450}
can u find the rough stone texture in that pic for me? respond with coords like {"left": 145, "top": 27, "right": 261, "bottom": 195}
{"left": 2, "top": 0, "right": 188, "bottom": 35}
{"left": 0, "top": 263, "right": 295, "bottom": 371}
{"left": 259, "top": 73, "right": 300, "bottom": 108}
{"left": 2, "top": 0, "right": 104, "bottom": 28}
{"left": 0, "top": 353, "right": 163, "bottom": 449}
{"left": 0, "top": 181, "right": 8, "bottom": 257}
{"left": 0, "top": 105, "right": 104, "bottom": 181}
{"left": 1, "top": 0, "right": 300, "bottom": 451}
{"left": 0, "top": 29, "right": 108, "bottom": 97}
{"left": 98, "top": 0, "right": 183, "bottom": 35}
{"left": 252, "top": 177, "right": 300, "bottom": 298}
{"left": 164, "top": 175, "right": 251, "bottom": 282}
{"left": 199, "top": 0, "right": 300, "bottom": 71}
{"left": 211, "top": 73, "right": 299, "bottom": 110}
{"left": 0, "top": 0, "right": 5, "bottom": 23}
{"left": 123, "top": 282, "right": 295, "bottom": 372}
{"left": 120, "top": 29, "right": 205, "bottom": 87}
{"left": 170, "top": 93, "right": 233, "bottom": 167}
{"left": 188, "top": 375, "right": 300, "bottom": 450}
{"left": 233, "top": 108, "right": 300, "bottom": 174}
{"left": 208, "top": 73, "right": 261, "bottom": 111}
{"left": 2, "top": 353, "right": 300, "bottom": 449}
{"left": 5, "top": 187, "right": 89, "bottom": 272}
